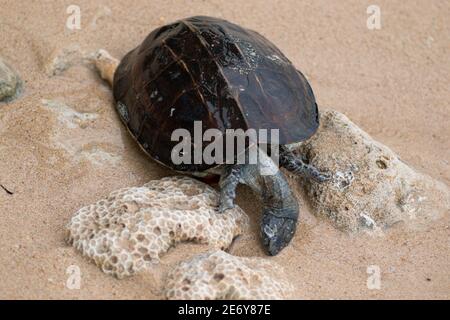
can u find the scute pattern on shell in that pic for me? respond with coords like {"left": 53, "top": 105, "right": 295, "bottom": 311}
{"left": 112, "top": 16, "right": 319, "bottom": 173}
{"left": 66, "top": 176, "right": 249, "bottom": 278}
{"left": 164, "top": 250, "right": 294, "bottom": 300}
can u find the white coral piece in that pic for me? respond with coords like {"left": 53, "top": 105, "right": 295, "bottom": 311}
{"left": 294, "top": 110, "right": 449, "bottom": 232}
{"left": 66, "top": 176, "right": 249, "bottom": 278}
{"left": 164, "top": 250, "right": 294, "bottom": 300}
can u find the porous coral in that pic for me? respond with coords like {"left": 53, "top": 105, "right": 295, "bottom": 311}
{"left": 164, "top": 250, "right": 294, "bottom": 300}
{"left": 291, "top": 110, "right": 449, "bottom": 232}
{"left": 66, "top": 176, "right": 249, "bottom": 278}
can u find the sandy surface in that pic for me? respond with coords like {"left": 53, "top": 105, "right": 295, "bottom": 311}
{"left": 0, "top": 0, "right": 449, "bottom": 299}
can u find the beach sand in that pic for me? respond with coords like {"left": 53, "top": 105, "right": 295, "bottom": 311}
{"left": 0, "top": 0, "right": 448, "bottom": 299}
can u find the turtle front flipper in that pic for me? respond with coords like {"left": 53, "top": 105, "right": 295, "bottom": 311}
{"left": 221, "top": 148, "right": 299, "bottom": 255}
{"left": 218, "top": 165, "right": 242, "bottom": 213}
{"left": 280, "top": 145, "right": 331, "bottom": 182}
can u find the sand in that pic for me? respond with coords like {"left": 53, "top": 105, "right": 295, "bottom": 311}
{"left": 0, "top": 0, "right": 449, "bottom": 299}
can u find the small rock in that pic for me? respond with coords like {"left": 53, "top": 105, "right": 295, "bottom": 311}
{"left": 0, "top": 57, "right": 22, "bottom": 102}
{"left": 44, "top": 44, "right": 85, "bottom": 76}
{"left": 91, "top": 49, "right": 119, "bottom": 86}
{"left": 66, "top": 176, "right": 249, "bottom": 279}
{"left": 40, "top": 99, "right": 122, "bottom": 166}
{"left": 293, "top": 110, "right": 449, "bottom": 232}
{"left": 164, "top": 250, "right": 294, "bottom": 300}
{"left": 77, "top": 147, "right": 121, "bottom": 166}
{"left": 41, "top": 99, "right": 98, "bottom": 129}
{"left": 359, "top": 213, "right": 376, "bottom": 229}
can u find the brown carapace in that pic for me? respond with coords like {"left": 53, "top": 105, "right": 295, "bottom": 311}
{"left": 113, "top": 16, "right": 319, "bottom": 172}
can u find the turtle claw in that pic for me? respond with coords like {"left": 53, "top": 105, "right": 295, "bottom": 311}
{"left": 312, "top": 170, "right": 332, "bottom": 183}
{"left": 218, "top": 196, "right": 235, "bottom": 213}
{"left": 280, "top": 147, "right": 332, "bottom": 183}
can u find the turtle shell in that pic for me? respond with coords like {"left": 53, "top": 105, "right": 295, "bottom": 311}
{"left": 113, "top": 16, "right": 319, "bottom": 172}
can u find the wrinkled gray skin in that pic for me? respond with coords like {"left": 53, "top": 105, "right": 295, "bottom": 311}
{"left": 213, "top": 145, "right": 330, "bottom": 255}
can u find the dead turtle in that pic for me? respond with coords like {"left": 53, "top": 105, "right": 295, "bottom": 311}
{"left": 92, "top": 16, "right": 330, "bottom": 255}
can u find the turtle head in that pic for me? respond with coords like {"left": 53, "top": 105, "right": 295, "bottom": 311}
{"left": 261, "top": 207, "right": 298, "bottom": 255}
{"left": 227, "top": 147, "right": 300, "bottom": 255}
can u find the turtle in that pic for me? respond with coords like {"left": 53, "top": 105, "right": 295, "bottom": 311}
{"left": 92, "top": 16, "right": 330, "bottom": 255}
